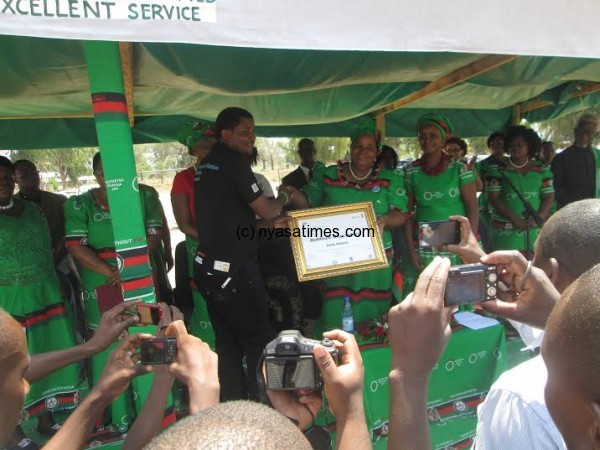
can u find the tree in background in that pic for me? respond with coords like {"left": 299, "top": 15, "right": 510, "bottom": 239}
{"left": 10, "top": 147, "right": 97, "bottom": 189}
{"left": 533, "top": 106, "right": 600, "bottom": 148}
{"left": 255, "top": 137, "right": 286, "bottom": 170}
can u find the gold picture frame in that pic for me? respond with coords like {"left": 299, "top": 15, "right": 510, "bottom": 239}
{"left": 287, "top": 202, "right": 388, "bottom": 281}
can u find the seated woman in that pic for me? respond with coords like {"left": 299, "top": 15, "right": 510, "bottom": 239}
{"left": 64, "top": 152, "right": 164, "bottom": 430}
{"left": 0, "top": 156, "right": 80, "bottom": 446}
{"left": 281, "top": 119, "right": 409, "bottom": 336}
{"left": 487, "top": 126, "right": 554, "bottom": 257}
{"left": 403, "top": 114, "right": 478, "bottom": 294}
{"left": 171, "top": 121, "right": 217, "bottom": 348}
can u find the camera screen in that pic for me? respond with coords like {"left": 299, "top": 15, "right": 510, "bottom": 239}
{"left": 265, "top": 356, "right": 316, "bottom": 390}
{"left": 419, "top": 221, "right": 460, "bottom": 248}
{"left": 445, "top": 271, "right": 485, "bottom": 305}
{"left": 141, "top": 340, "right": 166, "bottom": 364}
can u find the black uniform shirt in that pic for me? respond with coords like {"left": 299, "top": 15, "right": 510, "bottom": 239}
{"left": 194, "top": 142, "right": 263, "bottom": 265}
{"left": 551, "top": 145, "right": 595, "bottom": 208}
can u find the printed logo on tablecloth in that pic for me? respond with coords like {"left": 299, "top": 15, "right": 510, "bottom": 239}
{"left": 453, "top": 400, "right": 467, "bottom": 413}
{"left": 45, "top": 396, "right": 58, "bottom": 410}
{"left": 117, "top": 254, "right": 124, "bottom": 272}
{"left": 369, "top": 377, "right": 388, "bottom": 393}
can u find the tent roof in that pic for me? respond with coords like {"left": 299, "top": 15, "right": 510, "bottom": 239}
{"left": 0, "top": 34, "right": 599, "bottom": 149}
{"left": 1, "top": 0, "right": 600, "bottom": 58}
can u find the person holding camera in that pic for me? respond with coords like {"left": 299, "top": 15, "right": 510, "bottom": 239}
{"left": 0, "top": 304, "right": 156, "bottom": 450}
{"left": 145, "top": 328, "right": 371, "bottom": 450}
{"left": 487, "top": 125, "right": 554, "bottom": 256}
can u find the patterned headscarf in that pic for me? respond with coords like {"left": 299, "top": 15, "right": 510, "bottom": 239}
{"left": 350, "top": 116, "right": 381, "bottom": 147}
{"left": 177, "top": 120, "right": 216, "bottom": 152}
{"left": 416, "top": 113, "right": 454, "bottom": 141}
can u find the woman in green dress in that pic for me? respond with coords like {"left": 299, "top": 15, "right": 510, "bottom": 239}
{"left": 487, "top": 125, "right": 554, "bottom": 256}
{"left": 65, "top": 152, "right": 164, "bottom": 431}
{"left": 0, "top": 156, "right": 80, "bottom": 442}
{"left": 171, "top": 121, "right": 217, "bottom": 348}
{"left": 281, "top": 120, "right": 409, "bottom": 335}
{"left": 403, "top": 113, "right": 479, "bottom": 293}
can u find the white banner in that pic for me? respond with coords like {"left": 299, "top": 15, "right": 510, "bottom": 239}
{"left": 0, "top": 0, "right": 599, "bottom": 58}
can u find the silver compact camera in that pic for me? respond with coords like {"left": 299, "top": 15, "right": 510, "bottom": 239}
{"left": 264, "top": 330, "right": 338, "bottom": 390}
{"left": 444, "top": 263, "right": 498, "bottom": 306}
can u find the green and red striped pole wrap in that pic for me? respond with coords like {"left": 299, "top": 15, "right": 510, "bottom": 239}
{"left": 84, "top": 41, "right": 155, "bottom": 303}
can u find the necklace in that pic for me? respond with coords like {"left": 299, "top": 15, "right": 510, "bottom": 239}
{"left": 0, "top": 198, "right": 14, "bottom": 210}
{"left": 348, "top": 163, "right": 372, "bottom": 181}
{"left": 509, "top": 157, "right": 529, "bottom": 169}
{"left": 420, "top": 152, "right": 451, "bottom": 176}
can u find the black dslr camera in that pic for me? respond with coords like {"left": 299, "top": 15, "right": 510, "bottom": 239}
{"left": 444, "top": 263, "right": 498, "bottom": 306}
{"left": 264, "top": 330, "right": 338, "bottom": 390}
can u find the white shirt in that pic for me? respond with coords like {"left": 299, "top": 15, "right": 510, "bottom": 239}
{"left": 473, "top": 355, "right": 565, "bottom": 450}
{"left": 299, "top": 165, "right": 311, "bottom": 181}
{"left": 253, "top": 172, "right": 274, "bottom": 198}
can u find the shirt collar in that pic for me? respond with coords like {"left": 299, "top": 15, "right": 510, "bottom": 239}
{"left": 299, "top": 165, "right": 311, "bottom": 179}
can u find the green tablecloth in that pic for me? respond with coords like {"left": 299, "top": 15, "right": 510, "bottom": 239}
{"left": 357, "top": 320, "right": 506, "bottom": 449}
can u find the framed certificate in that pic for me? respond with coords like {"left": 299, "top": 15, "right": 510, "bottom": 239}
{"left": 287, "top": 202, "right": 388, "bottom": 281}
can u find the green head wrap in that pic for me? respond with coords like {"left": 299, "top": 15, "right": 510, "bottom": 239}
{"left": 350, "top": 116, "right": 381, "bottom": 147}
{"left": 416, "top": 113, "right": 454, "bottom": 141}
{"left": 177, "top": 120, "right": 216, "bottom": 152}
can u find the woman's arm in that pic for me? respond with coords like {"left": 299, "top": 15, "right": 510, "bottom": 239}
{"left": 537, "top": 192, "right": 554, "bottom": 221}
{"left": 68, "top": 245, "right": 116, "bottom": 281}
{"left": 378, "top": 209, "right": 408, "bottom": 231}
{"left": 488, "top": 191, "right": 525, "bottom": 229}
{"left": 474, "top": 170, "right": 484, "bottom": 192}
{"left": 171, "top": 193, "right": 198, "bottom": 240}
{"left": 459, "top": 181, "right": 479, "bottom": 234}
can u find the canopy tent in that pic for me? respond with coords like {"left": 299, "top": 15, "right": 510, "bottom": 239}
{"left": 1, "top": 0, "right": 600, "bottom": 148}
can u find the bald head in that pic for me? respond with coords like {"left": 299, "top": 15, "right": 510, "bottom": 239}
{"left": 146, "top": 400, "right": 311, "bottom": 450}
{"left": 0, "top": 310, "right": 29, "bottom": 448}
{"left": 534, "top": 199, "right": 600, "bottom": 291}
{"left": 0, "top": 309, "right": 25, "bottom": 366}
{"left": 543, "top": 263, "right": 600, "bottom": 398}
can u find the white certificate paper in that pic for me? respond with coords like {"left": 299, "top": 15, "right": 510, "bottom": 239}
{"left": 299, "top": 211, "right": 375, "bottom": 270}
{"left": 287, "top": 202, "right": 388, "bottom": 281}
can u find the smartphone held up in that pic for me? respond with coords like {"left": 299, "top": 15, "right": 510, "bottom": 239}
{"left": 418, "top": 220, "right": 460, "bottom": 248}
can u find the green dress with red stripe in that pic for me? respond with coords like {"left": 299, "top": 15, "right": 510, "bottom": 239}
{"left": 302, "top": 162, "right": 408, "bottom": 336}
{"left": 404, "top": 158, "right": 476, "bottom": 293}
{"left": 64, "top": 188, "right": 167, "bottom": 432}
{"left": 0, "top": 201, "right": 80, "bottom": 420}
{"left": 487, "top": 163, "right": 554, "bottom": 254}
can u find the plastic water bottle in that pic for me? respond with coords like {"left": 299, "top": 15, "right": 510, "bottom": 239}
{"left": 342, "top": 296, "right": 354, "bottom": 333}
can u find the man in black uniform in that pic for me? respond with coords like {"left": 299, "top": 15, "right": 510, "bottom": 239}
{"left": 193, "top": 107, "right": 292, "bottom": 401}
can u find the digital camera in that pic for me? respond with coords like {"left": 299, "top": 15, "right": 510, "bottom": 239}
{"left": 264, "top": 330, "right": 338, "bottom": 390}
{"left": 444, "top": 263, "right": 498, "bottom": 306}
{"left": 140, "top": 338, "right": 178, "bottom": 365}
